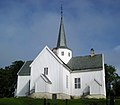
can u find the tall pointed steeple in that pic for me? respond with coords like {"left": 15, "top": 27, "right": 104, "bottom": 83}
{"left": 57, "top": 5, "right": 67, "bottom": 48}
{"left": 53, "top": 4, "right": 72, "bottom": 64}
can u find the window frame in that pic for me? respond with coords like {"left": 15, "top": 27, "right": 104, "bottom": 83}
{"left": 61, "top": 51, "right": 64, "bottom": 56}
{"left": 74, "top": 78, "right": 81, "bottom": 89}
{"left": 44, "top": 67, "right": 48, "bottom": 75}
{"left": 68, "top": 52, "right": 70, "bottom": 57}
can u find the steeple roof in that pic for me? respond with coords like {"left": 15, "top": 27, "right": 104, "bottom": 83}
{"left": 56, "top": 6, "right": 67, "bottom": 48}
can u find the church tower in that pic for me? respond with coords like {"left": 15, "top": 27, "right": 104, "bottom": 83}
{"left": 53, "top": 5, "right": 72, "bottom": 64}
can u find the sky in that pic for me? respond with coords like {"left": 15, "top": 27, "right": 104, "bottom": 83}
{"left": 0, "top": 0, "right": 120, "bottom": 74}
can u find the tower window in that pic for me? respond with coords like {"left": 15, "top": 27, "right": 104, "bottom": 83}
{"left": 61, "top": 51, "right": 64, "bottom": 56}
{"left": 68, "top": 52, "right": 70, "bottom": 57}
{"left": 44, "top": 67, "right": 48, "bottom": 75}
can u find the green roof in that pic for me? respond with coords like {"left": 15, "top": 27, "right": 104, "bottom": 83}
{"left": 67, "top": 54, "right": 103, "bottom": 71}
{"left": 18, "top": 61, "right": 32, "bottom": 76}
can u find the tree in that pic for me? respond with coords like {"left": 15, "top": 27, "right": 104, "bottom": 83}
{"left": 105, "top": 64, "right": 120, "bottom": 97}
{"left": 0, "top": 61, "right": 24, "bottom": 97}
{"left": 113, "top": 75, "right": 120, "bottom": 97}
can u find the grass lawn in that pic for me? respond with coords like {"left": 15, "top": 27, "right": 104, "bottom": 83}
{"left": 0, "top": 97, "right": 120, "bottom": 105}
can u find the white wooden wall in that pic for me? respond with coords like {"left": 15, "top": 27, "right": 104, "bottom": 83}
{"left": 70, "top": 70, "right": 106, "bottom": 96}
{"left": 16, "top": 76, "right": 30, "bottom": 96}
{"left": 30, "top": 46, "right": 71, "bottom": 94}
{"left": 56, "top": 48, "right": 72, "bottom": 64}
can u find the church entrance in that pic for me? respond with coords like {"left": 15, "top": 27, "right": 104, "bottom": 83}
{"left": 52, "top": 94, "right": 57, "bottom": 99}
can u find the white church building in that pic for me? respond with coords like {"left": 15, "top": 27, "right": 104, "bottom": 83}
{"left": 15, "top": 13, "right": 106, "bottom": 99}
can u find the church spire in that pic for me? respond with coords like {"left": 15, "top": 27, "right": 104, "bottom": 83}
{"left": 56, "top": 4, "right": 67, "bottom": 48}
{"left": 53, "top": 4, "right": 72, "bottom": 64}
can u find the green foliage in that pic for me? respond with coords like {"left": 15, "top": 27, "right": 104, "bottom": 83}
{"left": 1, "top": 98, "right": 120, "bottom": 105}
{"left": 0, "top": 98, "right": 43, "bottom": 105}
{"left": 105, "top": 64, "right": 117, "bottom": 83}
{"left": 0, "top": 98, "right": 108, "bottom": 105}
{"left": 105, "top": 64, "right": 120, "bottom": 97}
{"left": 0, "top": 61, "right": 24, "bottom": 97}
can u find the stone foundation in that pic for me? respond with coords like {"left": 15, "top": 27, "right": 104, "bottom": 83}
{"left": 29, "top": 92, "right": 70, "bottom": 99}
{"left": 29, "top": 92, "right": 51, "bottom": 99}
{"left": 29, "top": 92, "right": 106, "bottom": 99}
{"left": 85, "top": 94, "right": 106, "bottom": 99}
{"left": 71, "top": 94, "right": 106, "bottom": 99}
{"left": 57, "top": 93, "right": 70, "bottom": 99}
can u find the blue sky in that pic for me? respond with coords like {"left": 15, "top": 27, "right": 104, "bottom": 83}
{"left": 0, "top": 0, "right": 120, "bottom": 74}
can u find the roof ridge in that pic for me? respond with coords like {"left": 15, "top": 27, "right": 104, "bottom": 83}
{"left": 72, "top": 53, "right": 102, "bottom": 58}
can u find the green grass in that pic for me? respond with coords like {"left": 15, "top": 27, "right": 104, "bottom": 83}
{"left": 0, "top": 97, "right": 42, "bottom": 105}
{"left": 0, "top": 97, "right": 119, "bottom": 105}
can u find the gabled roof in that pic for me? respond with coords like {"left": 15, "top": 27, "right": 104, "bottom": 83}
{"left": 18, "top": 61, "right": 32, "bottom": 76}
{"left": 67, "top": 54, "right": 103, "bottom": 71}
{"left": 17, "top": 46, "right": 68, "bottom": 76}
{"left": 30, "top": 46, "right": 64, "bottom": 67}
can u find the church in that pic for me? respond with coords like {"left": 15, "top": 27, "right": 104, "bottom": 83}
{"left": 15, "top": 10, "right": 106, "bottom": 99}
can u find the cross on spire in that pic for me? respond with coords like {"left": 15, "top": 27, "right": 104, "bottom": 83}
{"left": 56, "top": 4, "right": 67, "bottom": 48}
{"left": 61, "top": 4, "right": 63, "bottom": 18}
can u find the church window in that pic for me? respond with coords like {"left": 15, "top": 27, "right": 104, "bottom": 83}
{"left": 68, "top": 52, "right": 70, "bottom": 57}
{"left": 66, "top": 75, "right": 68, "bottom": 88}
{"left": 74, "top": 78, "right": 81, "bottom": 89}
{"left": 44, "top": 67, "right": 48, "bottom": 75}
{"left": 61, "top": 51, "right": 64, "bottom": 56}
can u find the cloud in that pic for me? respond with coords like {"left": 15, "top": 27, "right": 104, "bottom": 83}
{"left": 0, "top": 1, "right": 60, "bottom": 67}
{"left": 0, "top": 0, "right": 120, "bottom": 75}
{"left": 104, "top": 46, "right": 120, "bottom": 74}
{"left": 114, "top": 45, "right": 120, "bottom": 52}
